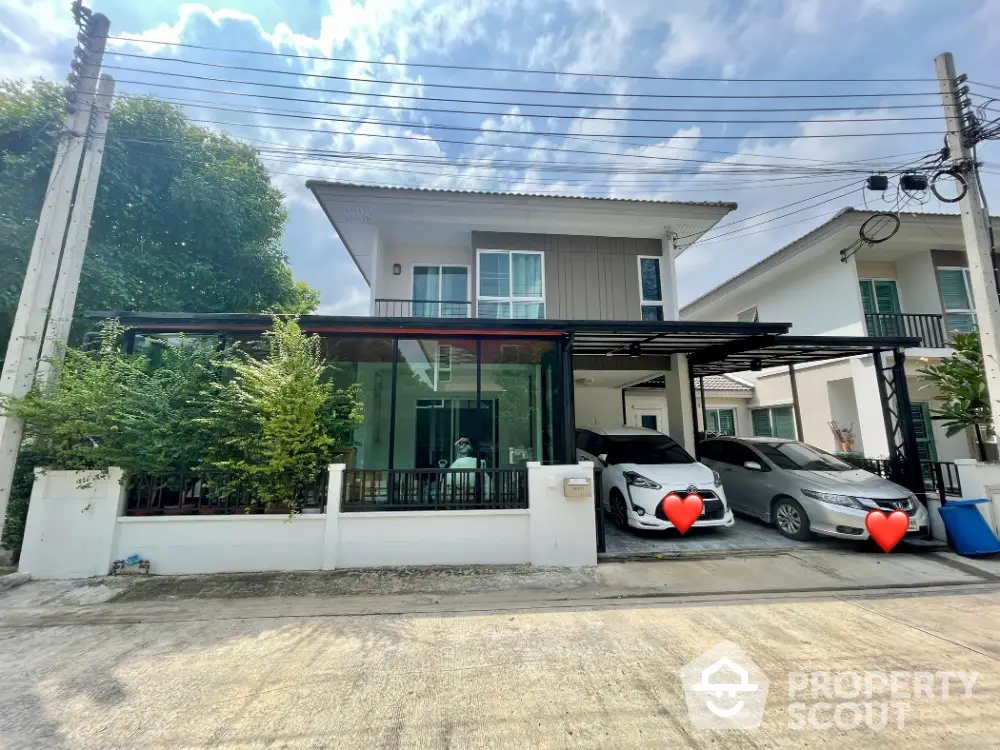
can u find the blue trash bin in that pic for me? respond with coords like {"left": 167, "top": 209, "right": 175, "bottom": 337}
{"left": 937, "top": 499, "right": 1000, "bottom": 556}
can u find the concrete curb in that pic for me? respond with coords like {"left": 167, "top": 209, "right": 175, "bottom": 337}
{"left": 0, "top": 572, "right": 30, "bottom": 592}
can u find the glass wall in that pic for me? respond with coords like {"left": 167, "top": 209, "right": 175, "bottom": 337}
{"left": 325, "top": 334, "right": 561, "bottom": 470}
{"left": 325, "top": 337, "right": 396, "bottom": 469}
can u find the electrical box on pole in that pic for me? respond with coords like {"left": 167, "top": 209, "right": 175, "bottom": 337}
{"left": 935, "top": 51, "right": 1000, "bottom": 444}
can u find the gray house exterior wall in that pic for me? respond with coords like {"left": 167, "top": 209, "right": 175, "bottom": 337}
{"left": 471, "top": 231, "right": 661, "bottom": 320}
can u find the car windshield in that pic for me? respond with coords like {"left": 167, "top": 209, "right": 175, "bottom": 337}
{"left": 603, "top": 435, "right": 694, "bottom": 465}
{"left": 754, "top": 441, "right": 854, "bottom": 472}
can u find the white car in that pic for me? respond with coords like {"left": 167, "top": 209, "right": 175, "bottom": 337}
{"left": 576, "top": 426, "right": 734, "bottom": 533}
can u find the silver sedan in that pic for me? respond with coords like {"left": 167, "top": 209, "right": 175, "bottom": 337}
{"left": 698, "top": 437, "right": 929, "bottom": 542}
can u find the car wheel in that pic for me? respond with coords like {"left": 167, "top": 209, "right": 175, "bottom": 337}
{"left": 772, "top": 497, "right": 814, "bottom": 541}
{"left": 609, "top": 490, "right": 630, "bottom": 530}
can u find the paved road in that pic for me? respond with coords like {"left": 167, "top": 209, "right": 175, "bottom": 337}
{"left": 1, "top": 567, "right": 999, "bottom": 748}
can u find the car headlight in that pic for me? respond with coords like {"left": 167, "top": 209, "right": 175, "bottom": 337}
{"left": 801, "top": 488, "right": 864, "bottom": 509}
{"left": 712, "top": 469, "right": 723, "bottom": 488}
{"left": 623, "top": 471, "right": 661, "bottom": 490}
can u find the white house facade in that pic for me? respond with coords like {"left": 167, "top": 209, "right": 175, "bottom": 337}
{"left": 682, "top": 208, "right": 1000, "bottom": 464}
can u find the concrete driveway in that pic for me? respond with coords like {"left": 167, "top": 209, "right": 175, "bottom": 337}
{"left": 1, "top": 556, "right": 999, "bottom": 749}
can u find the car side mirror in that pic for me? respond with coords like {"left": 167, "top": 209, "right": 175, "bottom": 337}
{"left": 744, "top": 460, "right": 763, "bottom": 471}
{"left": 597, "top": 453, "right": 609, "bottom": 465}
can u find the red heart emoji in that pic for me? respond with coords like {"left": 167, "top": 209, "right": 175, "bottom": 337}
{"left": 661, "top": 492, "right": 704, "bottom": 534}
{"left": 865, "top": 510, "right": 909, "bottom": 552}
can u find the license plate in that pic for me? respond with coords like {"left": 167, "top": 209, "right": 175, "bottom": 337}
{"left": 908, "top": 517, "right": 919, "bottom": 531}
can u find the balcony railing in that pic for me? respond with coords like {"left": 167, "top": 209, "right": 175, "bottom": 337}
{"left": 341, "top": 468, "right": 528, "bottom": 511}
{"left": 864, "top": 313, "right": 947, "bottom": 348}
{"left": 374, "top": 298, "right": 472, "bottom": 318}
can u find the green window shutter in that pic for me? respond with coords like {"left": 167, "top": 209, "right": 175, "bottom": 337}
{"left": 873, "top": 280, "right": 900, "bottom": 314}
{"left": 859, "top": 280, "right": 875, "bottom": 315}
{"left": 707, "top": 410, "right": 719, "bottom": 433}
{"left": 773, "top": 407, "right": 796, "bottom": 439}
{"left": 751, "top": 409, "right": 772, "bottom": 437}
{"left": 938, "top": 269, "right": 971, "bottom": 311}
{"left": 718, "top": 409, "right": 736, "bottom": 436}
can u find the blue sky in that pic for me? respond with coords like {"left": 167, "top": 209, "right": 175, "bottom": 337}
{"left": 2, "top": 0, "right": 999, "bottom": 315}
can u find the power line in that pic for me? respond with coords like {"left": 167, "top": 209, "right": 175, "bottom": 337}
{"left": 98, "top": 66, "right": 949, "bottom": 116}
{"left": 92, "top": 73, "right": 951, "bottom": 114}
{"left": 106, "top": 53, "right": 946, "bottom": 100}
{"left": 118, "top": 95, "right": 945, "bottom": 155}
{"left": 103, "top": 77, "right": 939, "bottom": 169}
{"left": 143, "top": 92, "right": 945, "bottom": 126}
{"left": 105, "top": 35, "right": 944, "bottom": 84}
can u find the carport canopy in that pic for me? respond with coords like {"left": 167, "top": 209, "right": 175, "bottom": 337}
{"left": 687, "top": 334, "right": 920, "bottom": 377}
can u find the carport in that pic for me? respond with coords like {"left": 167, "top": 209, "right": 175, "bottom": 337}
{"left": 570, "top": 327, "right": 923, "bottom": 558}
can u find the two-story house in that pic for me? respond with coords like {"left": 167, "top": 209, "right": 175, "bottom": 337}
{"left": 682, "top": 208, "right": 1000, "bottom": 465}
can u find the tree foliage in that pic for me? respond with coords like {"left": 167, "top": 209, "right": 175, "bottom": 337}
{"left": 917, "top": 331, "right": 991, "bottom": 437}
{"left": 0, "top": 319, "right": 362, "bottom": 527}
{"left": 0, "top": 79, "right": 318, "bottom": 359}
{"left": 205, "top": 318, "right": 361, "bottom": 511}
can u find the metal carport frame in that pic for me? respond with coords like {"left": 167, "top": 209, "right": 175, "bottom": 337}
{"left": 687, "top": 334, "right": 925, "bottom": 497}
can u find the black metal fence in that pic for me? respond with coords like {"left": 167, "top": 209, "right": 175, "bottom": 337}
{"left": 864, "top": 313, "right": 947, "bottom": 348}
{"left": 341, "top": 468, "right": 528, "bottom": 511}
{"left": 840, "top": 455, "right": 962, "bottom": 499}
{"left": 374, "top": 299, "right": 473, "bottom": 318}
{"left": 125, "top": 470, "right": 328, "bottom": 515}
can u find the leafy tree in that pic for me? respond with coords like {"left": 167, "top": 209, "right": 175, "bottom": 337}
{"left": 918, "top": 331, "right": 990, "bottom": 459}
{"left": 0, "top": 79, "right": 318, "bottom": 360}
{"left": 204, "top": 318, "right": 361, "bottom": 512}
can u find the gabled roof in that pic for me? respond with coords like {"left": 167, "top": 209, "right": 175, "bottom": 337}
{"left": 681, "top": 208, "right": 1000, "bottom": 318}
{"left": 305, "top": 180, "right": 737, "bottom": 209}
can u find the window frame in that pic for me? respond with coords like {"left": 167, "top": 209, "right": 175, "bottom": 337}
{"left": 475, "top": 249, "right": 546, "bottom": 319}
{"left": 704, "top": 406, "right": 738, "bottom": 436}
{"left": 410, "top": 263, "right": 471, "bottom": 318}
{"left": 858, "top": 277, "right": 901, "bottom": 315}
{"left": 751, "top": 405, "right": 797, "bottom": 439}
{"left": 637, "top": 255, "right": 665, "bottom": 321}
{"left": 936, "top": 266, "right": 977, "bottom": 333}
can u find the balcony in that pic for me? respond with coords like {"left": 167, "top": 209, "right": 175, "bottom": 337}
{"left": 863, "top": 313, "right": 947, "bottom": 348}
{"left": 375, "top": 298, "right": 473, "bottom": 318}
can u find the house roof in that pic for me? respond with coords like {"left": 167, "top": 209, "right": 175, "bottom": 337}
{"left": 305, "top": 181, "right": 737, "bottom": 210}
{"left": 681, "top": 208, "right": 1000, "bottom": 318}
{"left": 630, "top": 373, "right": 755, "bottom": 392}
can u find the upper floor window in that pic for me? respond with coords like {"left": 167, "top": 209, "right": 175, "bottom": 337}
{"left": 638, "top": 256, "right": 664, "bottom": 320}
{"left": 477, "top": 250, "right": 545, "bottom": 319}
{"left": 737, "top": 306, "right": 759, "bottom": 323}
{"left": 859, "top": 278, "right": 901, "bottom": 336}
{"left": 412, "top": 265, "right": 469, "bottom": 318}
{"left": 937, "top": 267, "right": 977, "bottom": 333}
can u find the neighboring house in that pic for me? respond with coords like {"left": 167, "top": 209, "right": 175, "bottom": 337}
{"left": 682, "top": 208, "right": 1000, "bottom": 462}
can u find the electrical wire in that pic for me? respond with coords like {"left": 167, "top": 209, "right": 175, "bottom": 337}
{"left": 90, "top": 73, "right": 951, "bottom": 114}
{"left": 106, "top": 54, "right": 948, "bottom": 100}
{"left": 104, "top": 35, "right": 945, "bottom": 84}
{"left": 143, "top": 91, "right": 945, "bottom": 126}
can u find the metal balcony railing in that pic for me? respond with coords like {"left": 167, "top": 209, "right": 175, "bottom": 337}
{"left": 864, "top": 313, "right": 947, "bottom": 348}
{"left": 374, "top": 299, "right": 473, "bottom": 318}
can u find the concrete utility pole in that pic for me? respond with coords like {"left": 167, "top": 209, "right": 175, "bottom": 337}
{"left": 35, "top": 74, "right": 116, "bottom": 387}
{"left": 0, "top": 11, "right": 111, "bottom": 527}
{"left": 935, "top": 52, "right": 1000, "bottom": 446}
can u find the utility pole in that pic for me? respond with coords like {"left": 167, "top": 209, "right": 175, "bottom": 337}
{"left": 0, "top": 8, "right": 111, "bottom": 528}
{"left": 35, "top": 74, "right": 116, "bottom": 387}
{"left": 935, "top": 52, "right": 1000, "bottom": 448}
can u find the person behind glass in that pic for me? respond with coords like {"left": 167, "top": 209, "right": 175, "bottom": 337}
{"left": 446, "top": 437, "right": 491, "bottom": 497}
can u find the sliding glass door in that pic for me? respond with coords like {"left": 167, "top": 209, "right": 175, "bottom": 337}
{"left": 412, "top": 265, "right": 469, "bottom": 317}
